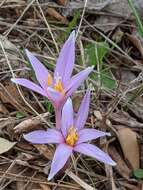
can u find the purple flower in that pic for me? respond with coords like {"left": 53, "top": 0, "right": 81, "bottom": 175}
{"left": 23, "top": 91, "right": 116, "bottom": 180}
{"left": 11, "top": 31, "right": 93, "bottom": 128}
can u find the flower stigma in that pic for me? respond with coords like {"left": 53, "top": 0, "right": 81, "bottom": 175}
{"left": 66, "top": 127, "right": 78, "bottom": 146}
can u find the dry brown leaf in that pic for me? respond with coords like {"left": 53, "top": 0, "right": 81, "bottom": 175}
{"left": 0, "top": 83, "right": 22, "bottom": 104}
{"left": 16, "top": 142, "right": 33, "bottom": 151}
{"left": 34, "top": 144, "right": 54, "bottom": 160}
{"left": 14, "top": 112, "right": 50, "bottom": 134}
{"left": 14, "top": 118, "right": 42, "bottom": 134}
{"left": 0, "top": 137, "right": 16, "bottom": 154}
{"left": 39, "top": 184, "right": 51, "bottom": 190}
{"left": 47, "top": 8, "right": 67, "bottom": 23}
{"left": 127, "top": 34, "right": 143, "bottom": 57}
{"left": 0, "top": 103, "right": 9, "bottom": 115}
{"left": 117, "top": 127, "right": 139, "bottom": 170}
{"left": 110, "top": 111, "right": 143, "bottom": 128}
{"left": 0, "top": 83, "right": 29, "bottom": 114}
{"left": 109, "top": 146, "right": 131, "bottom": 179}
{"left": 0, "top": 34, "right": 18, "bottom": 52}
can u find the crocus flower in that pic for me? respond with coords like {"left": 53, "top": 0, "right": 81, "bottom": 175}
{"left": 11, "top": 31, "right": 93, "bottom": 128}
{"left": 24, "top": 91, "right": 116, "bottom": 180}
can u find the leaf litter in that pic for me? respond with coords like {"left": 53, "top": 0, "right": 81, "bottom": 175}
{"left": 0, "top": 0, "right": 143, "bottom": 189}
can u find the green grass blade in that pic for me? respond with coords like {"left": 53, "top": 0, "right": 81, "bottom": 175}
{"left": 128, "top": 0, "right": 143, "bottom": 37}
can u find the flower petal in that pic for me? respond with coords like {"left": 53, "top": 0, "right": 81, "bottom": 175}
{"left": 23, "top": 129, "right": 64, "bottom": 144}
{"left": 11, "top": 78, "right": 47, "bottom": 97}
{"left": 76, "top": 129, "right": 111, "bottom": 145}
{"left": 75, "top": 90, "right": 90, "bottom": 130}
{"left": 47, "top": 87, "right": 63, "bottom": 103}
{"left": 48, "top": 143, "right": 73, "bottom": 180}
{"left": 25, "top": 49, "right": 49, "bottom": 89}
{"left": 54, "top": 31, "right": 75, "bottom": 85}
{"left": 66, "top": 66, "right": 94, "bottom": 97}
{"left": 61, "top": 98, "right": 74, "bottom": 137}
{"left": 74, "top": 143, "right": 116, "bottom": 166}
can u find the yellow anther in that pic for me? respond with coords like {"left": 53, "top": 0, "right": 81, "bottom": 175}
{"left": 47, "top": 73, "right": 53, "bottom": 86}
{"left": 66, "top": 127, "right": 78, "bottom": 146}
{"left": 54, "top": 79, "right": 65, "bottom": 94}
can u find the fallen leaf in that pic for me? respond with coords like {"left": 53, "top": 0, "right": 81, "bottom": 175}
{"left": 117, "top": 127, "right": 139, "bottom": 170}
{"left": 109, "top": 146, "right": 131, "bottom": 179}
{"left": 0, "top": 35, "right": 18, "bottom": 52}
{"left": 47, "top": 7, "right": 67, "bottom": 23}
{"left": 0, "top": 103, "right": 9, "bottom": 115}
{"left": 127, "top": 34, "right": 143, "bottom": 57}
{"left": 110, "top": 111, "right": 143, "bottom": 128}
{"left": 0, "top": 137, "right": 16, "bottom": 154}
{"left": 16, "top": 142, "right": 33, "bottom": 151}
{"left": 14, "top": 112, "right": 49, "bottom": 134}
{"left": 0, "top": 83, "right": 29, "bottom": 114}
{"left": 34, "top": 144, "right": 54, "bottom": 160}
{"left": 14, "top": 118, "right": 41, "bottom": 134}
{"left": 39, "top": 184, "right": 51, "bottom": 190}
{"left": 0, "top": 83, "right": 22, "bottom": 104}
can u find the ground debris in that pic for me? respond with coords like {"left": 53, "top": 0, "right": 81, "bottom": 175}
{"left": 110, "top": 110, "right": 143, "bottom": 128}
{"left": 116, "top": 126, "right": 139, "bottom": 170}
{"left": 0, "top": 0, "right": 143, "bottom": 189}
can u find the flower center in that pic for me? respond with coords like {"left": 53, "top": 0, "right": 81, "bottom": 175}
{"left": 66, "top": 127, "right": 78, "bottom": 146}
{"left": 54, "top": 79, "right": 65, "bottom": 95}
{"left": 47, "top": 74, "right": 65, "bottom": 94}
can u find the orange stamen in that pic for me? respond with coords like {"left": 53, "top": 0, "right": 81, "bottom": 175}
{"left": 47, "top": 73, "right": 53, "bottom": 86}
{"left": 54, "top": 79, "right": 65, "bottom": 94}
{"left": 66, "top": 127, "right": 78, "bottom": 146}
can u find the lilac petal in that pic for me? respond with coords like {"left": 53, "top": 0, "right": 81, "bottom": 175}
{"left": 75, "top": 90, "right": 90, "bottom": 130}
{"left": 11, "top": 78, "right": 47, "bottom": 97}
{"left": 48, "top": 143, "right": 73, "bottom": 180}
{"left": 76, "top": 129, "right": 111, "bottom": 145}
{"left": 47, "top": 87, "right": 63, "bottom": 103}
{"left": 23, "top": 129, "right": 64, "bottom": 144}
{"left": 66, "top": 66, "right": 94, "bottom": 97}
{"left": 25, "top": 49, "right": 49, "bottom": 89}
{"left": 61, "top": 98, "right": 74, "bottom": 137}
{"left": 54, "top": 31, "right": 75, "bottom": 85}
{"left": 74, "top": 143, "right": 116, "bottom": 166}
